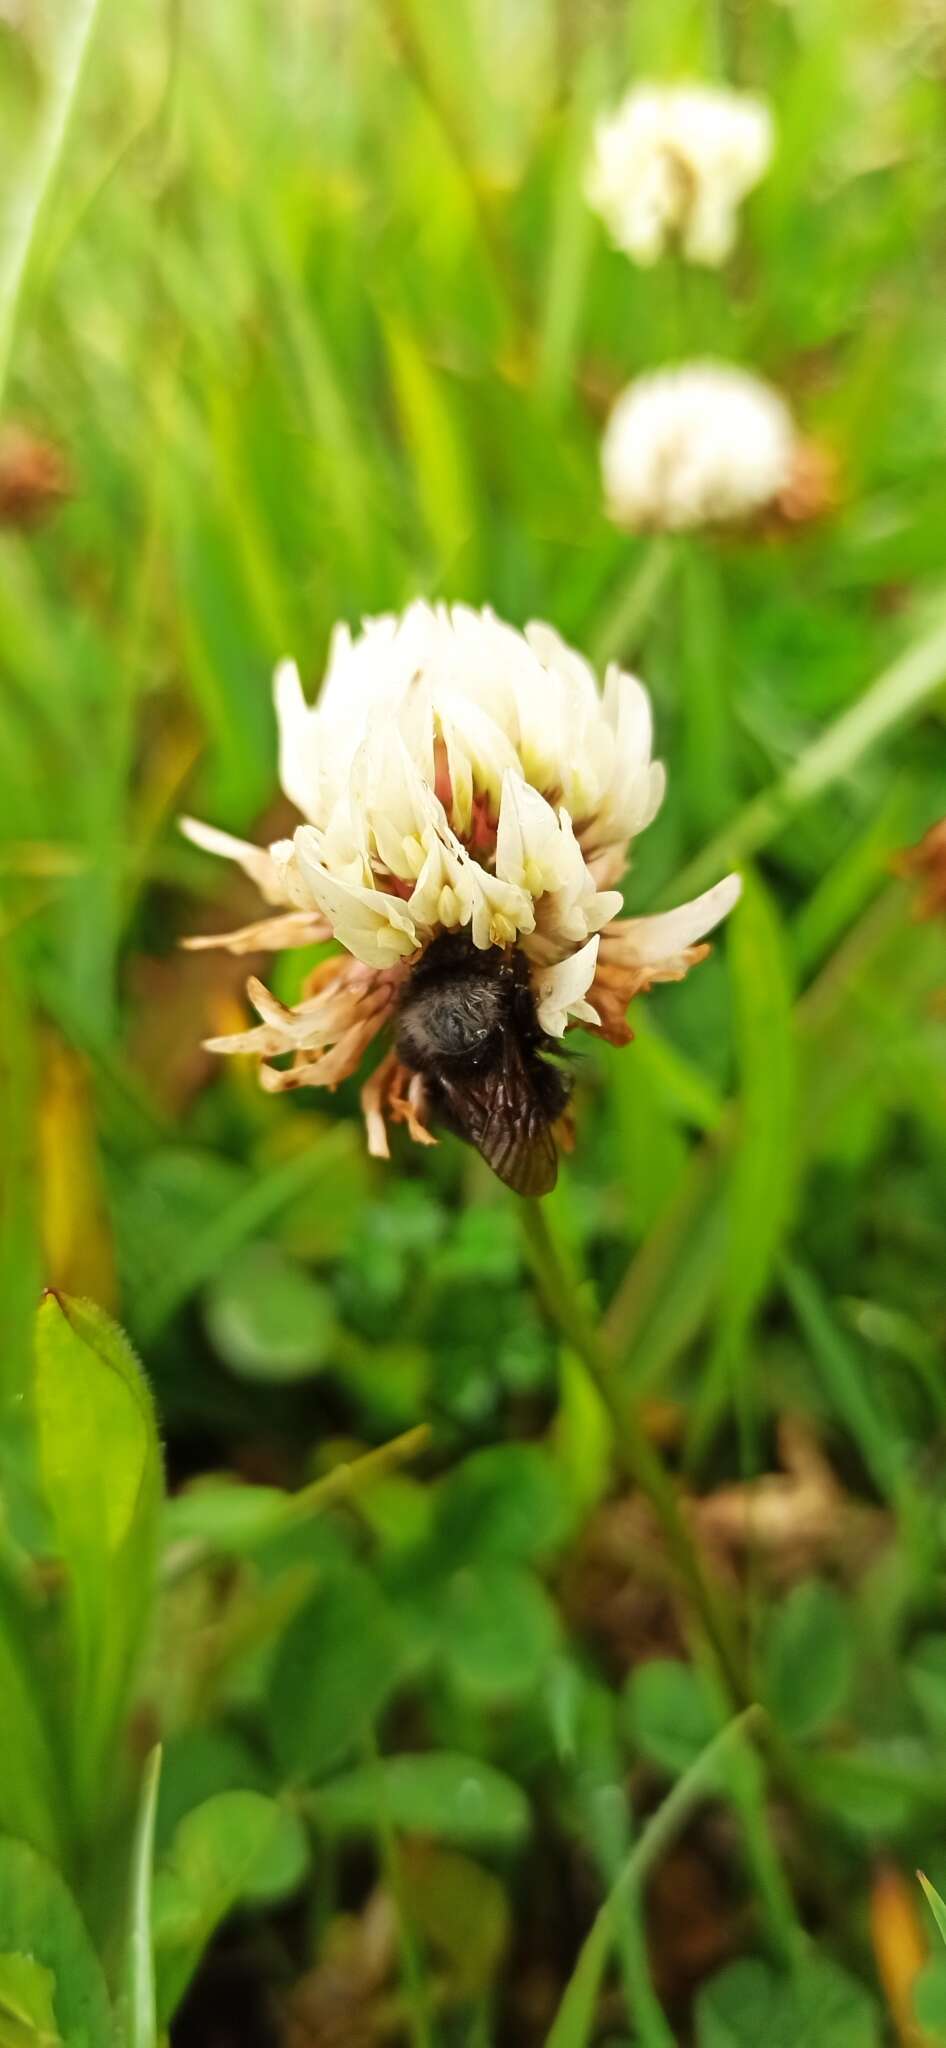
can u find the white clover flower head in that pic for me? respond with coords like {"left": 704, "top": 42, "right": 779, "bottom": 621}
{"left": 602, "top": 361, "right": 797, "bottom": 533}
{"left": 182, "top": 602, "right": 740, "bottom": 1188}
{"left": 586, "top": 81, "right": 773, "bottom": 268}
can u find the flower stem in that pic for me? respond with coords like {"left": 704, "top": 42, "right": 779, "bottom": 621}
{"left": 590, "top": 536, "right": 677, "bottom": 670}
{"left": 521, "top": 1196, "right": 746, "bottom": 1704}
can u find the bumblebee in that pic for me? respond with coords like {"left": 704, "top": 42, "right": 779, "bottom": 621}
{"left": 394, "top": 931, "right": 572, "bottom": 1196}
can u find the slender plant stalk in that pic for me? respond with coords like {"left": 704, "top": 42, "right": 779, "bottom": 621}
{"left": 161, "top": 1424, "right": 431, "bottom": 1584}
{"left": 0, "top": 0, "right": 107, "bottom": 404}
{"left": 521, "top": 1198, "right": 746, "bottom": 1703}
{"left": 546, "top": 1707, "right": 762, "bottom": 2047}
{"left": 590, "top": 537, "right": 677, "bottom": 669}
{"left": 125, "top": 1745, "right": 162, "bottom": 2048}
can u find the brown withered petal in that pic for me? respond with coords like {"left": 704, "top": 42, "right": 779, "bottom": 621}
{"left": 0, "top": 425, "right": 70, "bottom": 529}
{"left": 894, "top": 817, "right": 946, "bottom": 921}
{"left": 774, "top": 435, "right": 839, "bottom": 525}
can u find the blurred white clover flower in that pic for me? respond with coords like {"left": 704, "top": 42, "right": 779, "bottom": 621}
{"left": 586, "top": 82, "right": 773, "bottom": 268}
{"left": 602, "top": 361, "right": 797, "bottom": 532}
{"left": 183, "top": 602, "right": 739, "bottom": 1182}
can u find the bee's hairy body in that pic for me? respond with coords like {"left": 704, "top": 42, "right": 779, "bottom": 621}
{"left": 394, "top": 932, "right": 572, "bottom": 1196}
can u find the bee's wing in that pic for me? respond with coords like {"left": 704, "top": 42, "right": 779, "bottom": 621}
{"left": 436, "top": 1035, "right": 559, "bottom": 1197}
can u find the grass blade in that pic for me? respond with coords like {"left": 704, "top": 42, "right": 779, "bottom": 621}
{"left": 0, "top": 0, "right": 107, "bottom": 400}
{"left": 918, "top": 1873, "right": 946, "bottom": 1950}
{"left": 125, "top": 1745, "right": 162, "bottom": 2048}
{"left": 545, "top": 1708, "right": 761, "bottom": 2047}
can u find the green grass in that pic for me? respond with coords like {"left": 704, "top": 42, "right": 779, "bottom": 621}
{"left": 2, "top": 0, "right": 946, "bottom": 2042}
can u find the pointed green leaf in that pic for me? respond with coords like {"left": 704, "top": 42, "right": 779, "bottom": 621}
{"left": 919, "top": 1871, "right": 946, "bottom": 1949}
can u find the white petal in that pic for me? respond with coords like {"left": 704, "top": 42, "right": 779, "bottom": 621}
{"left": 495, "top": 773, "right": 573, "bottom": 897}
{"left": 586, "top": 83, "right": 774, "bottom": 274}
{"left": 620, "top": 873, "right": 742, "bottom": 964}
{"left": 180, "top": 816, "right": 287, "bottom": 904}
{"left": 435, "top": 695, "right": 517, "bottom": 834}
{"left": 294, "top": 826, "right": 418, "bottom": 966}
{"left": 603, "top": 363, "right": 796, "bottom": 532}
{"left": 534, "top": 935, "right": 601, "bottom": 1037}
{"left": 274, "top": 659, "right": 323, "bottom": 821}
{"left": 468, "top": 863, "right": 535, "bottom": 950}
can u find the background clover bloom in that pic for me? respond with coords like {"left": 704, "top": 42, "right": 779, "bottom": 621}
{"left": 183, "top": 603, "right": 740, "bottom": 1176}
{"left": 602, "top": 361, "right": 798, "bottom": 532}
{"left": 586, "top": 82, "right": 774, "bottom": 268}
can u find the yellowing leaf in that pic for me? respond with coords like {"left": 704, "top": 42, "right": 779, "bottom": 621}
{"left": 0, "top": 1952, "right": 61, "bottom": 2047}
{"left": 37, "top": 1037, "right": 116, "bottom": 1313}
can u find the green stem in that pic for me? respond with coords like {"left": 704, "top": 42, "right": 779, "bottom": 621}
{"left": 590, "top": 536, "right": 677, "bottom": 670}
{"left": 0, "top": 0, "right": 107, "bottom": 404}
{"left": 521, "top": 1198, "right": 745, "bottom": 1704}
{"left": 125, "top": 1746, "right": 162, "bottom": 2048}
{"left": 546, "top": 1707, "right": 762, "bottom": 2048}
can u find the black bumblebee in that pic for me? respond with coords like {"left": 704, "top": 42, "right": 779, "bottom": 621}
{"left": 394, "top": 931, "right": 573, "bottom": 1196}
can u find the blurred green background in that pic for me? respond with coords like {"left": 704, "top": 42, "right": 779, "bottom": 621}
{"left": 2, "top": 0, "right": 946, "bottom": 2042}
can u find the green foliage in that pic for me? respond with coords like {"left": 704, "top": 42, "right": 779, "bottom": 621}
{"left": 435, "top": 1560, "right": 560, "bottom": 1703}
{"left": 267, "top": 1566, "right": 406, "bottom": 1780}
{"left": 0, "top": 1954, "right": 62, "bottom": 2048}
{"left": 203, "top": 1243, "right": 335, "bottom": 1382}
{"left": 33, "top": 1295, "right": 162, "bottom": 1831}
{"left": 919, "top": 1871, "right": 946, "bottom": 1949}
{"left": 152, "top": 1791, "right": 308, "bottom": 2021}
{"left": 696, "top": 1954, "right": 881, "bottom": 2047}
{"left": 309, "top": 1753, "right": 529, "bottom": 1849}
{"left": 0, "top": 1841, "right": 111, "bottom": 2048}
{"left": 914, "top": 1956, "right": 946, "bottom": 2033}
{"left": 761, "top": 1580, "right": 853, "bottom": 1740}
{"left": 623, "top": 1659, "right": 720, "bottom": 1777}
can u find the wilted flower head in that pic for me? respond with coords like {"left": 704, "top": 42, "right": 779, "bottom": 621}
{"left": 586, "top": 81, "right": 773, "bottom": 268}
{"left": 602, "top": 361, "right": 797, "bottom": 533}
{"left": 183, "top": 603, "right": 740, "bottom": 1191}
